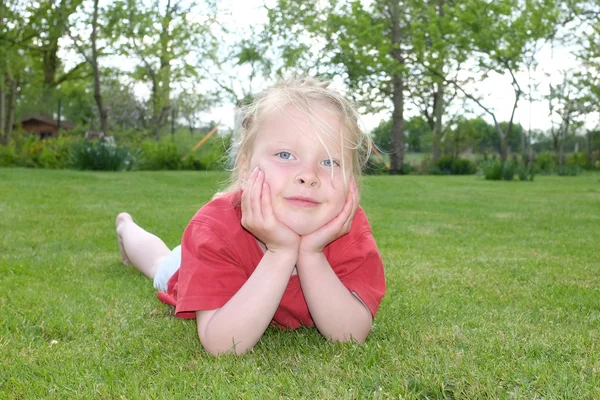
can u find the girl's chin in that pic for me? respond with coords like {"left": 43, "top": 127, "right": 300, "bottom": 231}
{"left": 281, "top": 220, "right": 321, "bottom": 236}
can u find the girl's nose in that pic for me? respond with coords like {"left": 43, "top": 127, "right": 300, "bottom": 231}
{"left": 296, "top": 168, "right": 320, "bottom": 187}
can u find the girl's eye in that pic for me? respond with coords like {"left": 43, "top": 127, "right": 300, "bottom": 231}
{"left": 322, "top": 158, "right": 340, "bottom": 167}
{"left": 276, "top": 151, "right": 294, "bottom": 160}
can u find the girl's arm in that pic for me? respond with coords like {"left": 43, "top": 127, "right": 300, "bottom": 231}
{"left": 196, "top": 249, "right": 296, "bottom": 355}
{"left": 196, "top": 168, "right": 300, "bottom": 355}
{"left": 296, "top": 178, "right": 372, "bottom": 342}
{"left": 296, "top": 251, "right": 373, "bottom": 342}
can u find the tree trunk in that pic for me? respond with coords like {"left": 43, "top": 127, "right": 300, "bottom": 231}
{"left": 432, "top": 81, "right": 444, "bottom": 162}
{"left": 558, "top": 109, "right": 571, "bottom": 169}
{"left": 453, "top": 129, "right": 460, "bottom": 159}
{"left": 431, "top": 0, "right": 445, "bottom": 162}
{"left": 520, "top": 129, "right": 526, "bottom": 161}
{"left": 93, "top": 67, "right": 108, "bottom": 134}
{"left": 150, "top": 0, "right": 173, "bottom": 140}
{"left": 41, "top": 41, "right": 59, "bottom": 110}
{"left": 5, "top": 73, "right": 16, "bottom": 137}
{"left": 0, "top": 75, "right": 6, "bottom": 146}
{"left": 91, "top": 0, "right": 108, "bottom": 134}
{"left": 390, "top": 73, "right": 405, "bottom": 173}
{"left": 587, "top": 131, "right": 592, "bottom": 167}
{"left": 388, "top": 0, "right": 405, "bottom": 174}
{"left": 492, "top": 121, "right": 508, "bottom": 162}
{"left": 558, "top": 133, "right": 565, "bottom": 168}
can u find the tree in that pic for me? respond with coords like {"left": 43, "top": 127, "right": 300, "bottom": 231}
{"left": 61, "top": 0, "right": 108, "bottom": 134}
{"left": 409, "top": 0, "right": 471, "bottom": 162}
{"left": 548, "top": 72, "right": 587, "bottom": 168}
{"left": 574, "top": 1, "right": 600, "bottom": 166}
{"left": 266, "top": 1, "right": 498, "bottom": 170}
{"left": 105, "top": 0, "right": 217, "bottom": 138}
{"left": 0, "top": 0, "right": 24, "bottom": 144}
{"left": 267, "top": 0, "right": 413, "bottom": 173}
{"left": 175, "top": 88, "right": 217, "bottom": 135}
{"left": 25, "top": 0, "right": 86, "bottom": 109}
{"left": 405, "top": 116, "right": 432, "bottom": 153}
{"left": 441, "top": 0, "right": 560, "bottom": 162}
{"left": 448, "top": 116, "right": 490, "bottom": 157}
{"left": 371, "top": 119, "right": 392, "bottom": 153}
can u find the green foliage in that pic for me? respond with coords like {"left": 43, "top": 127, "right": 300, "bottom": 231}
{"left": 481, "top": 159, "right": 502, "bottom": 180}
{"left": 0, "top": 128, "right": 230, "bottom": 172}
{"left": 137, "top": 133, "right": 230, "bottom": 171}
{"left": 431, "top": 155, "right": 476, "bottom": 175}
{"left": 2, "top": 136, "right": 77, "bottom": 169}
{"left": 431, "top": 155, "right": 453, "bottom": 174}
{"left": 451, "top": 158, "right": 477, "bottom": 175}
{"left": 0, "top": 143, "right": 19, "bottom": 167}
{"left": 181, "top": 154, "right": 204, "bottom": 171}
{"left": 569, "top": 152, "right": 589, "bottom": 170}
{"left": 138, "top": 141, "right": 182, "bottom": 170}
{"left": 371, "top": 117, "right": 432, "bottom": 154}
{"left": 363, "top": 157, "right": 389, "bottom": 175}
{"left": 371, "top": 119, "right": 392, "bottom": 153}
{"left": 557, "top": 164, "right": 581, "bottom": 176}
{"left": 516, "top": 162, "right": 535, "bottom": 181}
{"left": 71, "top": 140, "right": 137, "bottom": 171}
{"left": 405, "top": 116, "right": 432, "bottom": 153}
{"left": 502, "top": 162, "right": 516, "bottom": 181}
{"left": 534, "top": 151, "right": 557, "bottom": 174}
{"left": 103, "top": 0, "right": 218, "bottom": 134}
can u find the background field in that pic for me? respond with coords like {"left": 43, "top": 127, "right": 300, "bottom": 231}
{"left": 1, "top": 169, "right": 599, "bottom": 399}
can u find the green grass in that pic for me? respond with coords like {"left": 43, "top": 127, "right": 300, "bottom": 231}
{"left": 1, "top": 169, "right": 599, "bottom": 399}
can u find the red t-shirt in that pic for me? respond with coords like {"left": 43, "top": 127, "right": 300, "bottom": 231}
{"left": 157, "top": 190, "right": 386, "bottom": 329}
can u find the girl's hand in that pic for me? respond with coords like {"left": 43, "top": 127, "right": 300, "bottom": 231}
{"left": 299, "top": 177, "right": 358, "bottom": 255}
{"left": 241, "top": 167, "right": 300, "bottom": 254}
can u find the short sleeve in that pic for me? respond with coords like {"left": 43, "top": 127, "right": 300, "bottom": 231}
{"left": 328, "top": 229, "right": 386, "bottom": 319}
{"left": 174, "top": 221, "right": 248, "bottom": 318}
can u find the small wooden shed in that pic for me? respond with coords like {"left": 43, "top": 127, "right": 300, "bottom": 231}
{"left": 15, "top": 115, "right": 76, "bottom": 139}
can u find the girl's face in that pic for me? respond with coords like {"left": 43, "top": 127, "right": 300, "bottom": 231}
{"left": 244, "top": 104, "right": 353, "bottom": 235}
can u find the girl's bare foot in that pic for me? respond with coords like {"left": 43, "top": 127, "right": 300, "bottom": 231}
{"left": 115, "top": 212, "right": 133, "bottom": 266}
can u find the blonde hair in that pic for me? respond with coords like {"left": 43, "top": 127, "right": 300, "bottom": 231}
{"left": 216, "top": 76, "right": 372, "bottom": 197}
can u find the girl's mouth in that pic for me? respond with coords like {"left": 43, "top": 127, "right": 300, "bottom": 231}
{"left": 285, "top": 196, "right": 320, "bottom": 208}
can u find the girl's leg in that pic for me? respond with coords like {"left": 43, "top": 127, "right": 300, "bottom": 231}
{"left": 115, "top": 213, "right": 171, "bottom": 279}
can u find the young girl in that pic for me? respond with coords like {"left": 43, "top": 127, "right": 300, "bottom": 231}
{"left": 115, "top": 77, "right": 386, "bottom": 355}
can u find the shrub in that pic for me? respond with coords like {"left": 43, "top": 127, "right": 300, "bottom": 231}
{"left": 481, "top": 159, "right": 502, "bottom": 180}
{"left": 417, "top": 154, "right": 433, "bottom": 175}
{"left": 363, "top": 157, "right": 388, "bottom": 175}
{"left": 401, "top": 163, "right": 414, "bottom": 175}
{"left": 431, "top": 155, "right": 476, "bottom": 175}
{"left": 16, "top": 136, "right": 76, "bottom": 169}
{"left": 0, "top": 143, "right": 18, "bottom": 167}
{"left": 569, "top": 152, "right": 588, "bottom": 170}
{"left": 516, "top": 162, "right": 535, "bottom": 181}
{"left": 138, "top": 141, "right": 182, "bottom": 170}
{"left": 432, "top": 155, "right": 454, "bottom": 175}
{"left": 181, "top": 154, "right": 204, "bottom": 170}
{"left": 502, "top": 162, "right": 516, "bottom": 181}
{"left": 557, "top": 164, "right": 580, "bottom": 176}
{"left": 451, "top": 158, "right": 476, "bottom": 175}
{"left": 534, "top": 151, "right": 556, "bottom": 174}
{"left": 197, "top": 137, "right": 230, "bottom": 171}
{"left": 71, "top": 140, "right": 136, "bottom": 171}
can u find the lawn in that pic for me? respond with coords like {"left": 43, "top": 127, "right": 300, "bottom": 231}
{"left": 1, "top": 168, "right": 599, "bottom": 399}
